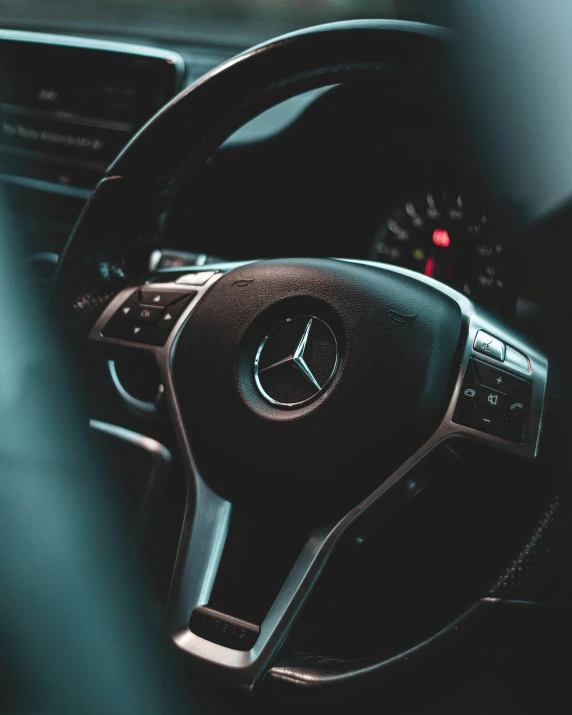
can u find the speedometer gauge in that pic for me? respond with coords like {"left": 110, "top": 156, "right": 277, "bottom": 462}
{"left": 370, "top": 190, "right": 514, "bottom": 312}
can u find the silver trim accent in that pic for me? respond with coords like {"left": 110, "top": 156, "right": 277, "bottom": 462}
{"left": 89, "top": 261, "right": 548, "bottom": 692}
{"left": 25, "top": 250, "right": 59, "bottom": 267}
{"left": 149, "top": 250, "right": 212, "bottom": 273}
{"left": 0, "top": 29, "right": 185, "bottom": 82}
{"left": 175, "top": 271, "right": 216, "bottom": 286}
{"left": 254, "top": 316, "right": 339, "bottom": 407}
{"left": 89, "top": 420, "right": 172, "bottom": 533}
{"left": 148, "top": 249, "right": 164, "bottom": 273}
{"left": 24, "top": 251, "right": 59, "bottom": 264}
{"left": 293, "top": 318, "right": 321, "bottom": 389}
{"left": 107, "top": 359, "right": 160, "bottom": 416}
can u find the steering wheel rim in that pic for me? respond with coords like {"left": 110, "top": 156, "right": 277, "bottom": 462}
{"left": 51, "top": 19, "right": 571, "bottom": 704}
{"left": 52, "top": 20, "right": 450, "bottom": 338}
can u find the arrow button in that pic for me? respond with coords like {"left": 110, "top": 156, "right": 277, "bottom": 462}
{"left": 153, "top": 293, "right": 195, "bottom": 345}
{"left": 139, "top": 288, "right": 194, "bottom": 307}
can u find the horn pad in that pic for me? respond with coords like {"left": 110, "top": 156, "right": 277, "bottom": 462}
{"left": 172, "top": 258, "right": 462, "bottom": 500}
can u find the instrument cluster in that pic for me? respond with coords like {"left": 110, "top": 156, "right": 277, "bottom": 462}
{"left": 369, "top": 190, "right": 514, "bottom": 313}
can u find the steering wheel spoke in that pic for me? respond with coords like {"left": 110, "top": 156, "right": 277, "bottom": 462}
{"left": 172, "top": 519, "right": 331, "bottom": 687}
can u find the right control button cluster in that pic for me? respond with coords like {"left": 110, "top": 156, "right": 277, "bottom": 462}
{"left": 454, "top": 358, "right": 531, "bottom": 442}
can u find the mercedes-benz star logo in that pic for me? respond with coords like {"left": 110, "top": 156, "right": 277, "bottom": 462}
{"left": 254, "top": 316, "right": 339, "bottom": 407}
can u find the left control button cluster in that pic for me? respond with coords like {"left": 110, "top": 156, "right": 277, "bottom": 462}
{"left": 103, "top": 287, "right": 196, "bottom": 346}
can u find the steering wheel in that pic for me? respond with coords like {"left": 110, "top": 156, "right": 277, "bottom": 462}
{"left": 8, "top": 18, "right": 572, "bottom": 712}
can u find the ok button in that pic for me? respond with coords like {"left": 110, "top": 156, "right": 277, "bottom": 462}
{"left": 476, "top": 387, "right": 508, "bottom": 412}
{"left": 130, "top": 305, "right": 163, "bottom": 324}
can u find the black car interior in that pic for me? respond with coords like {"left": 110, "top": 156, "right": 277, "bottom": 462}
{"left": 1, "top": 4, "right": 572, "bottom": 715}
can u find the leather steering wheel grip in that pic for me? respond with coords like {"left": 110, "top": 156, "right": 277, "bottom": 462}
{"left": 52, "top": 20, "right": 450, "bottom": 338}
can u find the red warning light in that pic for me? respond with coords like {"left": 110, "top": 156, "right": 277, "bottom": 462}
{"left": 432, "top": 228, "right": 451, "bottom": 248}
{"left": 424, "top": 256, "right": 435, "bottom": 277}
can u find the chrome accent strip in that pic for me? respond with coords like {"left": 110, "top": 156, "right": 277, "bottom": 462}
{"left": 153, "top": 260, "right": 253, "bottom": 278}
{"left": 170, "top": 478, "right": 232, "bottom": 623}
{"left": 89, "top": 260, "right": 548, "bottom": 691}
{"left": 149, "top": 249, "right": 162, "bottom": 273}
{"left": 107, "top": 359, "right": 159, "bottom": 416}
{"left": 89, "top": 420, "right": 172, "bottom": 532}
{"left": 24, "top": 251, "right": 59, "bottom": 265}
{"left": 175, "top": 271, "right": 216, "bottom": 286}
{"left": 90, "top": 419, "right": 171, "bottom": 461}
{"left": 292, "top": 318, "right": 321, "bottom": 389}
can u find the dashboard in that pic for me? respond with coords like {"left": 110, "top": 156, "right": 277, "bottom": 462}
{"left": 0, "top": 27, "right": 543, "bottom": 332}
